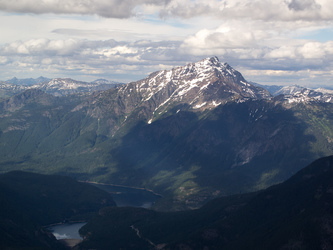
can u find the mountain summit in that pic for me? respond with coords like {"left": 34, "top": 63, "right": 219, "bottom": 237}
{"left": 82, "top": 57, "right": 271, "bottom": 125}
{"left": 130, "top": 56, "right": 270, "bottom": 113}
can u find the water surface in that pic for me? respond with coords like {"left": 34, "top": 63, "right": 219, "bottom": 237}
{"left": 48, "top": 222, "right": 86, "bottom": 240}
{"left": 49, "top": 184, "right": 161, "bottom": 240}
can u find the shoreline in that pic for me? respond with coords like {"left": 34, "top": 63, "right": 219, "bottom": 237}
{"left": 44, "top": 220, "right": 87, "bottom": 228}
{"left": 80, "top": 180, "right": 163, "bottom": 197}
{"left": 59, "top": 239, "right": 82, "bottom": 248}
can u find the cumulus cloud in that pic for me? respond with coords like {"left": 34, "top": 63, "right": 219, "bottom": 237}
{"left": 3, "top": 39, "right": 83, "bottom": 56}
{"left": 0, "top": 38, "right": 184, "bottom": 81}
{"left": 181, "top": 22, "right": 270, "bottom": 51}
{"left": 1, "top": 27, "right": 333, "bottom": 84}
{"left": 178, "top": 17, "right": 333, "bottom": 78}
{"left": 297, "top": 41, "right": 333, "bottom": 59}
{"left": 2, "top": 0, "right": 331, "bottom": 21}
{"left": 286, "top": 0, "right": 320, "bottom": 11}
{"left": 0, "top": 0, "right": 332, "bottom": 86}
{"left": 0, "top": 0, "right": 170, "bottom": 18}
{"left": 160, "top": 0, "right": 333, "bottom": 22}
{"left": 0, "top": 56, "right": 7, "bottom": 64}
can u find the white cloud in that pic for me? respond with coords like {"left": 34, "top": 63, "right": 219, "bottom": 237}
{"left": 3, "top": 0, "right": 331, "bottom": 21}
{"left": 0, "top": 56, "right": 7, "bottom": 64}
{"left": 286, "top": 0, "right": 320, "bottom": 11}
{"left": 265, "top": 46, "right": 298, "bottom": 59}
{"left": 0, "top": 37, "right": 185, "bottom": 81}
{"left": 2, "top": 39, "right": 82, "bottom": 56}
{"left": 0, "top": 0, "right": 171, "bottom": 18}
{"left": 0, "top": 0, "right": 332, "bottom": 86}
{"left": 160, "top": 0, "right": 333, "bottom": 22}
{"left": 180, "top": 21, "right": 271, "bottom": 52}
{"left": 175, "top": 13, "right": 333, "bottom": 86}
{"left": 297, "top": 41, "right": 333, "bottom": 58}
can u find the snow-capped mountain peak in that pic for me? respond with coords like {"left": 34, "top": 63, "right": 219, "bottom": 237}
{"left": 109, "top": 57, "right": 271, "bottom": 123}
{"left": 315, "top": 88, "right": 333, "bottom": 95}
{"left": 274, "top": 85, "right": 307, "bottom": 96}
{"left": 281, "top": 86, "right": 333, "bottom": 104}
{"left": 0, "top": 77, "right": 121, "bottom": 97}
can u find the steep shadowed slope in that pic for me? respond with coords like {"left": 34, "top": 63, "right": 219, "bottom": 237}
{"left": 77, "top": 155, "right": 333, "bottom": 250}
{"left": 0, "top": 171, "right": 115, "bottom": 249}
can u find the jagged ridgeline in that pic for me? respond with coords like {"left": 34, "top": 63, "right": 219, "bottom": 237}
{"left": 0, "top": 57, "right": 333, "bottom": 209}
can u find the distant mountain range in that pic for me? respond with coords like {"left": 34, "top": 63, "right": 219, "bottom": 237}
{"left": 252, "top": 81, "right": 333, "bottom": 98}
{"left": 0, "top": 77, "right": 122, "bottom": 98}
{"left": 5, "top": 76, "right": 51, "bottom": 85}
{"left": 0, "top": 57, "right": 333, "bottom": 210}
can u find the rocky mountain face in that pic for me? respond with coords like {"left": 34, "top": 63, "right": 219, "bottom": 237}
{"left": 74, "top": 57, "right": 271, "bottom": 134}
{"left": 274, "top": 84, "right": 306, "bottom": 96}
{"left": 280, "top": 86, "right": 333, "bottom": 104}
{"left": 253, "top": 82, "right": 333, "bottom": 102}
{"left": 0, "top": 89, "right": 55, "bottom": 112}
{"left": 0, "top": 57, "right": 333, "bottom": 210}
{"left": 130, "top": 56, "right": 270, "bottom": 114}
{"left": 0, "top": 81, "right": 28, "bottom": 99}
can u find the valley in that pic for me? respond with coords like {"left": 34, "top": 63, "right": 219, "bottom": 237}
{"left": 1, "top": 57, "right": 333, "bottom": 210}
{"left": 1, "top": 57, "right": 333, "bottom": 249}
{"left": 76, "top": 155, "right": 333, "bottom": 250}
{"left": 2, "top": 156, "right": 333, "bottom": 249}
{"left": 1, "top": 0, "right": 332, "bottom": 247}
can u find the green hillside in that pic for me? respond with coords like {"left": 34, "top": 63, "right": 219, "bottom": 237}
{"left": 1, "top": 89, "right": 333, "bottom": 209}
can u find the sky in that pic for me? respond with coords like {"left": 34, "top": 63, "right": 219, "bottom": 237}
{"left": 0, "top": 0, "right": 333, "bottom": 88}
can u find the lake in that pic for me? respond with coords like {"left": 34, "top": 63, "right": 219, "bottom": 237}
{"left": 49, "top": 183, "right": 161, "bottom": 240}
{"left": 48, "top": 222, "right": 86, "bottom": 240}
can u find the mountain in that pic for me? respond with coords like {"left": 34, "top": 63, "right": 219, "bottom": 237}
{"left": 0, "top": 81, "right": 28, "bottom": 99}
{"left": 249, "top": 81, "right": 284, "bottom": 95}
{"left": 278, "top": 85, "right": 333, "bottom": 104}
{"left": 5, "top": 76, "right": 51, "bottom": 86}
{"left": 0, "top": 57, "right": 333, "bottom": 210}
{"left": 253, "top": 83, "right": 333, "bottom": 102}
{"left": 91, "top": 78, "right": 121, "bottom": 85}
{"left": 132, "top": 56, "right": 270, "bottom": 112}
{"left": 76, "top": 155, "right": 333, "bottom": 250}
{"left": 250, "top": 82, "right": 333, "bottom": 102}
{"left": 72, "top": 56, "right": 271, "bottom": 133}
{"left": 315, "top": 87, "right": 333, "bottom": 94}
{"left": 34, "top": 78, "right": 121, "bottom": 96}
{"left": 0, "top": 171, "right": 115, "bottom": 249}
{"left": 0, "top": 77, "right": 122, "bottom": 98}
{"left": 274, "top": 84, "right": 306, "bottom": 96}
